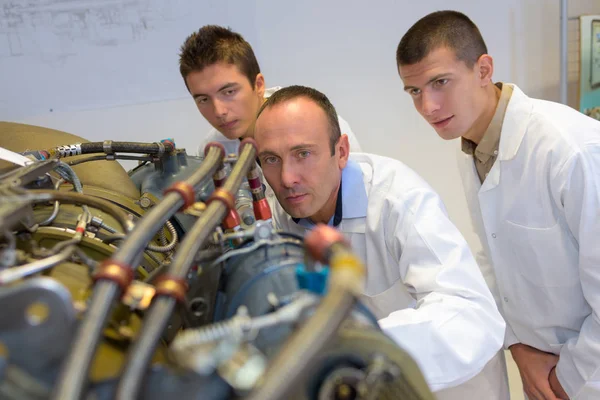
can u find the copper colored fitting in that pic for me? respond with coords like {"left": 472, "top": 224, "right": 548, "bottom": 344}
{"left": 207, "top": 188, "right": 236, "bottom": 210}
{"left": 164, "top": 181, "right": 196, "bottom": 211}
{"left": 154, "top": 275, "right": 189, "bottom": 304}
{"left": 92, "top": 260, "right": 134, "bottom": 293}
{"left": 304, "top": 224, "right": 348, "bottom": 263}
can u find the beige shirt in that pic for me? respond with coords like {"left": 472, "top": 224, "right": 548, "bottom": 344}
{"left": 461, "top": 83, "right": 514, "bottom": 183}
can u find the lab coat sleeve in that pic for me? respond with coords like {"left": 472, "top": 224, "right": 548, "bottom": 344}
{"left": 337, "top": 114, "right": 362, "bottom": 152}
{"left": 378, "top": 188, "right": 505, "bottom": 391}
{"left": 554, "top": 144, "right": 600, "bottom": 397}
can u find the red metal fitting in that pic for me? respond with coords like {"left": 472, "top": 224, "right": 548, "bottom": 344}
{"left": 223, "top": 209, "right": 242, "bottom": 230}
{"left": 253, "top": 198, "right": 272, "bottom": 221}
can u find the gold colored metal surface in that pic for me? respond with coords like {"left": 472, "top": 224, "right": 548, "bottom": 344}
{"left": 154, "top": 276, "right": 188, "bottom": 303}
{"left": 122, "top": 281, "right": 156, "bottom": 310}
{"left": 0, "top": 121, "right": 140, "bottom": 200}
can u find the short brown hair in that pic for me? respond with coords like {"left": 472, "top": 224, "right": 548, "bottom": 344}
{"left": 396, "top": 11, "right": 487, "bottom": 68}
{"left": 179, "top": 25, "right": 261, "bottom": 88}
{"left": 256, "top": 86, "right": 341, "bottom": 155}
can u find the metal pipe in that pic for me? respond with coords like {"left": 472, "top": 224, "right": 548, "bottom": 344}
{"left": 51, "top": 146, "right": 224, "bottom": 400}
{"left": 247, "top": 226, "right": 366, "bottom": 400}
{"left": 39, "top": 178, "right": 64, "bottom": 226}
{"left": 50, "top": 281, "right": 119, "bottom": 400}
{"left": 115, "top": 141, "right": 257, "bottom": 400}
{"left": 28, "top": 191, "right": 131, "bottom": 233}
{"left": 560, "top": 0, "right": 569, "bottom": 105}
{"left": 0, "top": 246, "right": 76, "bottom": 284}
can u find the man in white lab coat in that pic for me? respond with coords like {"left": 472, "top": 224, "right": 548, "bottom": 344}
{"left": 397, "top": 10, "right": 600, "bottom": 400}
{"left": 253, "top": 85, "right": 508, "bottom": 399}
{"left": 177, "top": 25, "right": 361, "bottom": 156}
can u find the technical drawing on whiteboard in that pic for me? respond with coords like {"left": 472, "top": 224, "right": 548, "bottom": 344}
{"left": 592, "top": 19, "right": 600, "bottom": 89}
{"left": 0, "top": 0, "right": 191, "bottom": 62}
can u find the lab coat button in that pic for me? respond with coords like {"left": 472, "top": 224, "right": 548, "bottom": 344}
{"left": 503, "top": 297, "right": 508, "bottom": 302}
{"left": 491, "top": 233, "right": 497, "bottom": 238}
{"left": 493, "top": 150, "right": 498, "bottom": 155}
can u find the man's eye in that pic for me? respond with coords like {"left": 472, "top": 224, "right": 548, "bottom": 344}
{"left": 410, "top": 88, "right": 421, "bottom": 96}
{"left": 196, "top": 97, "right": 208, "bottom": 104}
{"left": 434, "top": 79, "right": 448, "bottom": 87}
{"left": 224, "top": 89, "right": 237, "bottom": 96}
{"left": 298, "top": 151, "right": 310, "bottom": 159}
{"left": 263, "top": 156, "right": 279, "bottom": 165}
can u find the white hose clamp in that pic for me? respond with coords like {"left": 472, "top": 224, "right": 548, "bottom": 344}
{"left": 103, "top": 140, "right": 114, "bottom": 154}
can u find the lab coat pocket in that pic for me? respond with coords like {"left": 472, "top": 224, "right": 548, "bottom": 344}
{"left": 360, "top": 278, "right": 414, "bottom": 320}
{"left": 503, "top": 221, "right": 578, "bottom": 287}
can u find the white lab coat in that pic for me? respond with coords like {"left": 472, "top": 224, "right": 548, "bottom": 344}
{"left": 457, "top": 84, "right": 600, "bottom": 399}
{"left": 269, "top": 153, "right": 508, "bottom": 399}
{"left": 196, "top": 87, "right": 363, "bottom": 156}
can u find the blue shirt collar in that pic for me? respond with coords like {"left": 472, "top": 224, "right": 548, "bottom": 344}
{"left": 292, "top": 159, "right": 368, "bottom": 229}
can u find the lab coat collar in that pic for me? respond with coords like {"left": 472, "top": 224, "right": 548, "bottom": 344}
{"left": 497, "top": 84, "right": 533, "bottom": 162}
{"left": 292, "top": 159, "right": 368, "bottom": 229}
{"left": 473, "top": 84, "right": 533, "bottom": 193}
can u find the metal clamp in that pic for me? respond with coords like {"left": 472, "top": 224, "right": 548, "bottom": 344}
{"left": 206, "top": 188, "right": 235, "bottom": 211}
{"left": 102, "top": 140, "right": 114, "bottom": 155}
{"left": 92, "top": 260, "right": 134, "bottom": 293}
{"left": 164, "top": 181, "right": 196, "bottom": 211}
{"left": 154, "top": 275, "right": 189, "bottom": 304}
{"left": 154, "top": 141, "right": 166, "bottom": 158}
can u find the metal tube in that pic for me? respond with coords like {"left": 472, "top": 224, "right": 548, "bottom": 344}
{"left": 247, "top": 226, "right": 365, "bottom": 400}
{"left": 115, "top": 142, "right": 257, "bottom": 399}
{"left": 51, "top": 146, "right": 224, "bottom": 400}
{"left": 50, "top": 281, "right": 119, "bottom": 400}
{"left": 0, "top": 246, "right": 75, "bottom": 284}
{"left": 28, "top": 190, "right": 131, "bottom": 233}
{"left": 114, "top": 297, "right": 177, "bottom": 400}
{"left": 246, "top": 287, "right": 355, "bottom": 400}
{"left": 560, "top": 0, "right": 569, "bottom": 105}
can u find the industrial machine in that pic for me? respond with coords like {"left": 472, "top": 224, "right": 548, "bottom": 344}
{"left": 0, "top": 122, "right": 433, "bottom": 400}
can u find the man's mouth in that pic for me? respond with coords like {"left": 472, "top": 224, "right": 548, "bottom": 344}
{"left": 431, "top": 116, "right": 453, "bottom": 128}
{"left": 220, "top": 120, "right": 238, "bottom": 129}
{"left": 286, "top": 194, "right": 307, "bottom": 204}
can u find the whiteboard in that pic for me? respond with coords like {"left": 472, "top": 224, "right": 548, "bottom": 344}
{"left": 0, "top": 0, "right": 258, "bottom": 119}
{"left": 592, "top": 19, "right": 600, "bottom": 89}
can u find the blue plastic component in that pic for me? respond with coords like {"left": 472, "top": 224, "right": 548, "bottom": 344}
{"left": 295, "top": 263, "right": 330, "bottom": 295}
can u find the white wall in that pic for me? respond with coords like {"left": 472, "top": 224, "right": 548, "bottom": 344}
{"left": 5, "top": 0, "right": 600, "bottom": 250}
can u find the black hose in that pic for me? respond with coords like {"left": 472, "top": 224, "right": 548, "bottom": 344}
{"left": 51, "top": 146, "right": 224, "bottom": 400}
{"left": 115, "top": 141, "right": 257, "bottom": 400}
{"left": 79, "top": 141, "right": 175, "bottom": 155}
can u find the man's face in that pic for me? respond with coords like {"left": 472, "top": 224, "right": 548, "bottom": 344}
{"left": 398, "top": 47, "right": 486, "bottom": 140}
{"left": 255, "top": 97, "right": 348, "bottom": 221}
{"left": 185, "top": 62, "right": 265, "bottom": 140}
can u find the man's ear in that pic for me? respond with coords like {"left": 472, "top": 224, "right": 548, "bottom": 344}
{"left": 255, "top": 73, "right": 266, "bottom": 98}
{"left": 337, "top": 134, "right": 350, "bottom": 169}
{"left": 476, "top": 54, "right": 494, "bottom": 87}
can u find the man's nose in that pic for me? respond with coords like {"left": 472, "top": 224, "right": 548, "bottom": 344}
{"left": 420, "top": 91, "right": 441, "bottom": 116}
